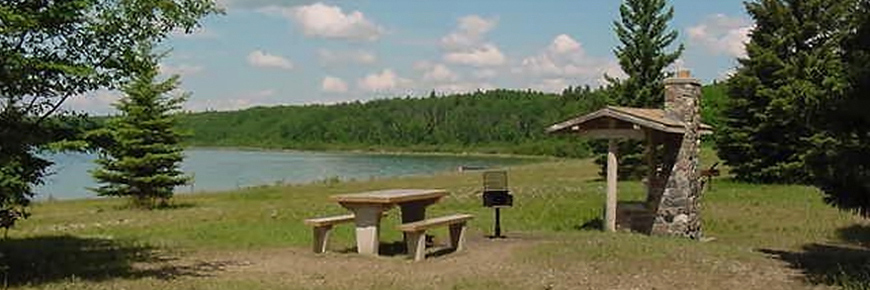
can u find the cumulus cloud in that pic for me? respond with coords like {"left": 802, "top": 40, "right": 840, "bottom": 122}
{"left": 439, "top": 15, "right": 506, "bottom": 67}
{"left": 318, "top": 49, "right": 376, "bottom": 65}
{"left": 64, "top": 90, "right": 122, "bottom": 115}
{"left": 247, "top": 50, "right": 294, "bottom": 70}
{"left": 441, "top": 15, "right": 498, "bottom": 50}
{"left": 443, "top": 44, "right": 506, "bottom": 67}
{"left": 187, "top": 89, "right": 277, "bottom": 111}
{"left": 687, "top": 14, "right": 753, "bottom": 58}
{"left": 516, "top": 34, "right": 623, "bottom": 87}
{"left": 433, "top": 82, "right": 495, "bottom": 94}
{"left": 261, "top": 3, "right": 384, "bottom": 41}
{"left": 357, "top": 69, "right": 412, "bottom": 92}
{"left": 159, "top": 64, "right": 204, "bottom": 77}
{"left": 422, "top": 63, "right": 459, "bottom": 82}
{"left": 472, "top": 69, "right": 498, "bottom": 79}
{"left": 529, "top": 78, "right": 570, "bottom": 93}
{"left": 322, "top": 76, "right": 349, "bottom": 93}
{"left": 549, "top": 34, "right": 582, "bottom": 54}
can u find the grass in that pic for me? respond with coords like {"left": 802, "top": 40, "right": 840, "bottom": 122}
{"left": 4, "top": 148, "right": 870, "bottom": 289}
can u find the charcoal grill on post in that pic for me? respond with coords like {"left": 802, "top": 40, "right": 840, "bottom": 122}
{"left": 482, "top": 170, "right": 512, "bottom": 238}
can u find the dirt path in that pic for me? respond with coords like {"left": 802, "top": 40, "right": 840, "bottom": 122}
{"left": 142, "top": 231, "right": 824, "bottom": 290}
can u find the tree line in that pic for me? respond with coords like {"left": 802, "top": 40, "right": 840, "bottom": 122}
{"left": 177, "top": 83, "right": 727, "bottom": 158}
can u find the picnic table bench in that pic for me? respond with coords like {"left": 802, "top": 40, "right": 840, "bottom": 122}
{"left": 398, "top": 213, "right": 473, "bottom": 261}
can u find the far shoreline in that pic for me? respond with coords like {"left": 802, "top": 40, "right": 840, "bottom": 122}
{"left": 184, "top": 145, "right": 562, "bottom": 160}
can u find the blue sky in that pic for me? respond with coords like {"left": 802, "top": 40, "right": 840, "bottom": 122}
{"left": 67, "top": 0, "right": 753, "bottom": 114}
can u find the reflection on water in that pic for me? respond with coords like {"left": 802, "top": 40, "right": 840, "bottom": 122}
{"left": 36, "top": 149, "right": 531, "bottom": 200}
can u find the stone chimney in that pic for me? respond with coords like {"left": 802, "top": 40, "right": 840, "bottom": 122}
{"left": 648, "top": 69, "right": 704, "bottom": 239}
{"left": 663, "top": 70, "right": 701, "bottom": 122}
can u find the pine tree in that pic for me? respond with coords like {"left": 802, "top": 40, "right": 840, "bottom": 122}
{"left": 716, "top": 0, "right": 852, "bottom": 184}
{"left": 803, "top": 0, "right": 870, "bottom": 215}
{"left": 597, "top": 0, "right": 684, "bottom": 180}
{"left": 87, "top": 54, "right": 191, "bottom": 208}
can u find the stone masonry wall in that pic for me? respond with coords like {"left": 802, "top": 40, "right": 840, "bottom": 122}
{"left": 649, "top": 74, "right": 703, "bottom": 239}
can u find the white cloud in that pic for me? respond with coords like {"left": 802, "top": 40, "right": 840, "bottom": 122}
{"left": 514, "top": 34, "right": 625, "bottom": 89}
{"left": 441, "top": 15, "right": 498, "bottom": 50}
{"left": 438, "top": 15, "right": 506, "bottom": 68}
{"left": 687, "top": 14, "right": 752, "bottom": 58}
{"left": 64, "top": 90, "right": 122, "bottom": 115}
{"left": 517, "top": 34, "right": 623, "bottom": 86}
{"left": 549, "top": 34, "right": 582, "bottom": 54}
{"left": 529, "top": 78, "right": 570, "bottom": 93}
{"left": 262, "top": 3, "right": 384, "bottom": 41}
{"left": 423, "top": 64, "right": 459, "bottom": 82}
{"left": 472, "top": 69, "right": 498, "bottom": 79}
{"left": 443, "top": 44, "right": 506, "bottom": 67}
{"left": 413, "top": 60, "right": 434, "bottom": 71}
{"left": 187, "top": 89, "right": 277, "bottom": 111}
{"left": 321, "top": 76, "right": 349, "bottom": 93}
{"left": 357, "top": 69, "right": 412, "bottom": 92}
{"left": 318, "top": 49, "right": 376, "bottom": 65}
{"left": 433, "top": 82, "right": 494, "bottom": 94}
{"left": 247, "top": 50, "right": 294, "bottom": 70}
{"left": 158, "top": 64, "right": 204, "bottom": 77}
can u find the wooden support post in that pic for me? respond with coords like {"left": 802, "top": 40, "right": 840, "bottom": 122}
{"left": 606, "top": 139, "right": 618, "bottom": 232}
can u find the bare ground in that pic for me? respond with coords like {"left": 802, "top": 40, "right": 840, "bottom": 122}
{"left": 126, "top": 230, "right": 830, "bottom": 290}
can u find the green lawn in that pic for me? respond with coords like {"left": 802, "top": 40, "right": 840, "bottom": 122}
{"left": 3, "top": 150, "right": 869, "bottom": 289}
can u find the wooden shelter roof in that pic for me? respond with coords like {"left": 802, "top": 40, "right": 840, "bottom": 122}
{"left": 546, "top": 106, "right": 713, "bottom": 139}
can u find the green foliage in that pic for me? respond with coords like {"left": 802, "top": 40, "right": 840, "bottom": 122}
{"left": 596, "top": 0, "right": 684, "bottom": 180}
{"left": 716, "top": 0, "right": 852, "bottom": 184}
{"left": 802, "top": 0, "right": 870, "bottom": 216}
{"left": 608, "top": 0, "right": 684, "bottom": 107}
{"left": 87, "top": 58, "right": 191, "bottom": 208}
{"left": 0, "top": 0, "right": 218, "bottom": 227}
{"left": 179, "top": 87, "right": 611, "bottom": 158}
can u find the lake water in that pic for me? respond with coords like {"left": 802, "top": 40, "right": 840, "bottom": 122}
{"left": 36, "top": 148, "right": 532, "bottom": 200}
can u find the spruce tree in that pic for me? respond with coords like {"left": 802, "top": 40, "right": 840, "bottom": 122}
{"left": 803, "top": 0, "right": 870, "bottom": 215}
{"left": 87, "top": 54, "right": 191, "bottom": 208}
{"left": 597, "top": 0, "right": 684, "bottom": 179}
{"left": 717, "top": 0, "right": 852, "bottom": 184}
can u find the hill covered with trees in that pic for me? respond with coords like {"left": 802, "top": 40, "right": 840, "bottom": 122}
{"left": 179, "top": 84, "right": 726, "bottom": 158}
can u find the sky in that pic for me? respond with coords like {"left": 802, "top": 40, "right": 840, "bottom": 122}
{"left": 66, "top": 0, "right": 754, "bottom": 114}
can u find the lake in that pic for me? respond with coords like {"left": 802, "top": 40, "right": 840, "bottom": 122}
{"left": 36, "top": 148, "right": 533, "bottom": 200}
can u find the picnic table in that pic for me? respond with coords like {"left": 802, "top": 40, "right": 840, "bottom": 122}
{"left": 330, "top": 189, "right": 448, "bottom": 255}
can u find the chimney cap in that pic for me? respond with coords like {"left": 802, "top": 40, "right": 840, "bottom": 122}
{"left": 676, "top": 70, "right": 691, "bottom": 78}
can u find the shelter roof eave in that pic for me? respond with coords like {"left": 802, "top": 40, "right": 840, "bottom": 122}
{"left": 546, "top": 106, "right": 714, "bottom": 137}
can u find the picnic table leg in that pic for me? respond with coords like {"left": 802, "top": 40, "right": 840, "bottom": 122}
{"left": 399, "top": 199, "right": 438, "bottom": 245}
{"left": 345, "top": 205, "right": 386, "bottom": 255}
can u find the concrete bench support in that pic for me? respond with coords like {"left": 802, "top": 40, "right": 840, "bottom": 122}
{"left": 304, "top": 214, "right": 355, "bottom": 253}
{"left": 398, "top": 214, "right": 474, "bottom": 261}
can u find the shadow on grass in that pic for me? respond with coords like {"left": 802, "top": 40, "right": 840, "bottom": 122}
{"left": 0, "top": 235, "right": 218, "bottom": 287}
{"left": 574, "top": 218, "right": 603, "bottom": 231}
{"left": 759, "top": 225, "right": 870, "bottom": 289}
{"left": 838, "top": 225, "right": 870, "bottom": 247}
{"left": 110, "top": 201, "right": 197, "bottom": 211}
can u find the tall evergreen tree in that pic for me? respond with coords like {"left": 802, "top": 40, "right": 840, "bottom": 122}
{"left": 717, "top": 0, "right": 852, "bottom": 184}
{"left": 803, "top": 0, "right": 870, "bottom": 215}
{"left": 597, "top": 0, "right": 684, "bottom": 179}
{"left": 609, "top": 0, "right": 684, "bottom": 107}
{"left": 87, "top": 54, "right": 191, "bottom": 208}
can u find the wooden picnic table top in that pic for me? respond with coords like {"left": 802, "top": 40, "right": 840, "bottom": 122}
{"left": 330, "top": 189, "right": 448, "bottom": 204}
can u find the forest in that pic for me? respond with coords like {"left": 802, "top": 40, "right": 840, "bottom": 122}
{"left": 177, "top": 83, "right": 727, "bottom": 158}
